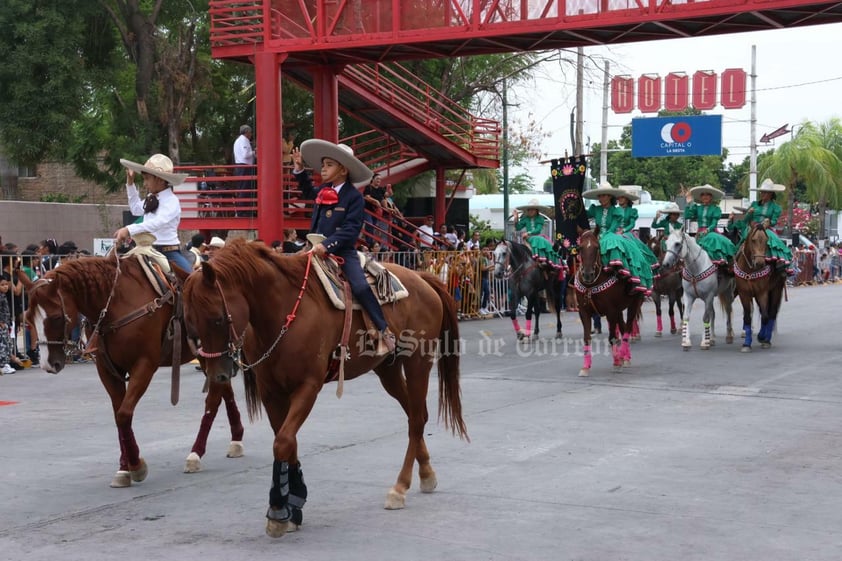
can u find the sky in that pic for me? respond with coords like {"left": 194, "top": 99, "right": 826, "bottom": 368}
{"left": 508, "top": 22, "right": 842, "bottom": 187}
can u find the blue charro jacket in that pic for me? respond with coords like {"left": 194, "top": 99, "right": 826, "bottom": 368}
{"left": 296, "top": 171, "right": 364, "bottom": 254}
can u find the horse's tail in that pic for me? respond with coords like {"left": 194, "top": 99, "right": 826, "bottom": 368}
{"left": 418, "top": 271, "right": 469, "bottom": 442}
{"left": 242, "top": 366, "right": 263, "bottom": 422}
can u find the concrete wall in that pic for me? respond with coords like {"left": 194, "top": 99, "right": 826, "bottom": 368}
{"left": 0, "top": 201, "right": 129, "bottom": 253}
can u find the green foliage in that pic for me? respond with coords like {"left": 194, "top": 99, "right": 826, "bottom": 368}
{"left": 469, "top": 214, "right": 492, "bottom": 234}
{"left": 39, "top": 192, "right": 87, "bottom": 204}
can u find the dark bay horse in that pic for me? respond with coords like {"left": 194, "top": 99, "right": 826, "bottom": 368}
{"left": 648, "top": 233, "right": 685, "bottom": 337}
{"left": 573, "top": 230, "right": 645, "bottom": 377}
{"left": 23, "top": 254, "right": 245, "bottom": 487}
{"left": 734, "top": 224, "right": 786, "bottom": 351}
{"left": 181, "top": 239, "right": 469, "bottom": 538}
{"left": 493, "top": 240, "right": 563, "bottom": 341}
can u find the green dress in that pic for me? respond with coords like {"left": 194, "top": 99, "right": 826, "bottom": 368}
{"left": 587, "top": 204, "right": 652, "bottom": 291}
{"left": 747, "top": 200, "right": 792, "bottom": 264}
{"left": 684, "top": 202, "right": 736, "bottom": 265}
{"left": 651, "top": 216, "right": 684, "bottom": 236}
{"left": 617, "top": 205, "right": 658, "bottom": 270}
{"left": 726, "top": 216, "right": 748, "bottom": 244}
{"left": 515, "top": 213, "right": 559, "bottom": 265}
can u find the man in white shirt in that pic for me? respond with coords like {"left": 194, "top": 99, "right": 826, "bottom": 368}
{"left": 417, "top": 215, "right": 435, "bottom": 248}
{"left": 233, "top": 124, "right": 255, "bottom": 217}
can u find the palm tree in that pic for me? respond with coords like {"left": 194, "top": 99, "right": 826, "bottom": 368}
{"left": 812, "top": 118, "right": 842, "bottom": 238}
{"left": 757, "top": 121, "right": 842, "bottom": 237}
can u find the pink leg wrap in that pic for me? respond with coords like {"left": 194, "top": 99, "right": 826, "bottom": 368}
{"left": 511, "top": 319, "right": 522, "bottom": 333}
{"left": 612, "top": 344, "right": 622, "bottom": 366}
{"left": 621, "top": 335, "right": 631, "bottom": 361}
{"left": 656, "top": 316, "right": 663, "bottom": 332}
{"left": 583, "top": 345, "right": 592, "bottom": 369}
{"left": 632, "top": 320, "right": 640, "bottom": 337}
{"left": 525, "top": 320, "right": 532, "bottom": 336}
{"left": 670, "top": 316, "right": 677, "bottom": 331}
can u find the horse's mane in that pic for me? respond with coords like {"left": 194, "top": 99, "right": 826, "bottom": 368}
{"left": 506, "top": 239, "right": 534, "bottom": 264}
{"left": 46, "top": 256, "right": 124, "bottom": 307}
{"left": 198, "top": 239, "right": 309, "bottom": 294}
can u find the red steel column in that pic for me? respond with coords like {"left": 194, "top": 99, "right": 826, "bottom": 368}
{"left": 435, "top": 167, "right": 446, "bottom": 228}
{"left": 255, "top": 51, "right": 286, "bottom": 243}
{"left": 312, "top": 66, "right": 340, "bottom": 142}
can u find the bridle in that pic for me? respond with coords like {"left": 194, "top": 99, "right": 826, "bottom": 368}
{"left": 575, "top": 234, "right": 602, "bottom": 286}
{"left": 31, "top": 278, "right": 76, "bottom": 354}
{"left": 195, "top": 252, "right": 313, "bottom": 371}
{"left": 737, "top": 225, "right": 769, "bottom": 269}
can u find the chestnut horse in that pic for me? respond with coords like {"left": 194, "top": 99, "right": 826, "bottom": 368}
{"left": 573, "top": 230, "right": 645, "bottom": 377}
{"left": 734, "top": 224, "right": 786, "bottom": 351}
{"left": 648, "top": 233, "right": 685, "bottom": 337}
{"left": 23, "top": 254, "right": 245, "bottom": 487}
{"left": 181, "top": 240, "right": 468, "bottom": 538}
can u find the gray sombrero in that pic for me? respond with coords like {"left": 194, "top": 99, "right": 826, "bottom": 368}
{"left": 616, "top": 186, "right": 640, "bottom": 203}
{"left": 516, "top": 198, "right": 552, "bottom": 214}
{"left": 752, "top": 178, "right": 786, "bottom": 192}
{"left": 300, "top": 139, "right": 373, "bottom": 188}
{"left": 583, "top": 181, "right": 626, "bottom": 200}
{"left": 688, "top": 184, "right": 725, "bottom": 203}
{"left": 660, "top": 202, "right": 682, "bottom": 214}
{"left": 119, "top": 154, "right": 189, "bottom": 186}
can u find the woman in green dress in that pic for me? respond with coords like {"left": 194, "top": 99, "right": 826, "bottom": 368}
{"left": 584, "top": 184, "right": 652, "bottom": 293}
{"left": 616, "top": 188, "right": 659, "bottom": 272}
{"left": 747, "top": 178, "right": 793, "bottom": 271}
{"left": 651, "top": 202, "right": 684, "bottom": 236}
{"left": 512, "top": 198, "right": 561, "bottom": 268}
{"left": 683, "top": 184, "right": 736, "bottom": 266}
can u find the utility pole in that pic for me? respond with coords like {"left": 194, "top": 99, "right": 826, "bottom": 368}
{"left": 502, "top": 77, "right": 510, "bottom": 235}
{"left": 575, "top": 47, "right": 584, "bottom": 155}
{"left": 749, "top": 45, "right": 757, "bottom": 204}
{"left": 600, "top": 60, "right": 609, "bottom": 185}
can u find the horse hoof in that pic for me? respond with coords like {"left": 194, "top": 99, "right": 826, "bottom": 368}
{"left": 578, "top": 369, "right": 590, "bottom": 377}
{"left": 130, "top": 458, "right": 148, "bottom": 482}
{"left": 226, "top": 441, "right": 244, "bottom": 458}
{"left": 682, "top": 346, "right": 690, "bottom": 352}
{"left": 708, "top": 339, "right": 716, "bottom": 347}
{"left": 516, "top": 331, "right": 525, "bottom": 340}
{"left": 384, "top": 488, "right": 406, "bottom": 510}
{"left": 612, "top": 364, "right": 622, "bottom": 373}
{"left": 420, "top": 473, "right": 438, "bottom": 493}
{"left": 761, "top": 342, "right": 771, "bottom": 349}
{"left": 555, "top": 333, "right": 563, "bottom": 341}
{"left": 184, "top": 452, "right": 202, "bottom": 473}
{"left": 654, "top": 331, "right": 662, "bottom": 338}
{"left": 726, "top": 336, "right": 734, "bottom": 344}
{"left": 631, "top": 335, "right": 640, "bottom": 343}
{"left": 700, "top": 343, "right": 710, "bottom": 350}
{"left": 623, "top": 360, "right": 631, "bottom": 368}
{"left": 265, "top": 519, "right": 289, "bottom": 538}
{"left": 741, "top": 346, "right": 752, "bottom": 353}
{"left": 110, "top": 470, "right": 131, "bottom": 488}
{"left": 670, "top": 329, "right": 678, "bottom": 335}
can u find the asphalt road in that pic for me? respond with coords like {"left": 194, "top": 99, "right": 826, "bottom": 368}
{"left": 1, "top": 283, "right": 841, "bottom": 561}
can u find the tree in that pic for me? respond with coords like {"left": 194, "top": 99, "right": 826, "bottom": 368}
{"left": 757, "top": 121, "right": 842, "bottom": 236}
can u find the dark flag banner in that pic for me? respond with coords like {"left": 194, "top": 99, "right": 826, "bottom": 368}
{"left": 551, "top": 156, "right": 589, "bottom": 246}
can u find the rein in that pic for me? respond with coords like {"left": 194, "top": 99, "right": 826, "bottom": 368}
{"left": 198, "top": 252, "right": 313, "bottom": 371}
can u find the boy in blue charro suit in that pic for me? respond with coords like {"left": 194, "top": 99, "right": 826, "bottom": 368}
{"left": 292, "top": 140, "right": 396, "bottom": 356}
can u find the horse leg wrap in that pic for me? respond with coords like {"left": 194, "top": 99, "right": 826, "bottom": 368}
{"left": 703, "top": 322, "right": 711, "bottom": 341}
{"left": 743, "top": 325, "right": 753, "bottom": 347}
{"left": 288, "top": 462, "right": 307, "bottom": 526}
{"left": 511, "top": 319, "right": 522, "bottom": 334}
{"left": 670, "top": 316, "right": 677, "bottom": 331}
{"left": 583, "top": 345, "right": 592, "bottom": 370}
{"left": 656, "top": 316, "right": 663, "bottom": 333}
{"left": 224, "top": 395, "right": 245, "bottom": 442}
{"left": 267, "top": 460, "right": 291, "bottom": 522}
{"left": 525, "top": 320, "right": 532, "bottom": 337}
{"left": 621, "top": 335, "right": 631, "bottom": 361}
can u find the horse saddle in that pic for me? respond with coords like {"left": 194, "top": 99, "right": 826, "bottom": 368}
{"left": 310, "top": 251, "right": 409, "bottom": 311}
{"left": 122, "top": 247, "right": 176, "bottom": 298}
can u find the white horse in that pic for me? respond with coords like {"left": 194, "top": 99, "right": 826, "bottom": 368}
{"left": 660, "top": 229, "right": 736, "bottom": 350}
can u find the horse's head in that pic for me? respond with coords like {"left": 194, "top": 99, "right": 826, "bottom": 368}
{"left": 661, "top": 229, "right": 687, "bottom": 268}
{"left": 577, "top": 230, "right": 601, "bottom": 284}
{"left": 741, "top": 223, "right": 769, "bottom": 269}
{"left": 183, "top": 261, "right": 248, "bottom": 383}
{"left": 493, "top": 241, "right": 509, "bottom": 279}
{"left": 647, "top": 234, "right": 663, "bottom": 260}
{"left": 25, "top": 277, "right": 80, "bottom": 373}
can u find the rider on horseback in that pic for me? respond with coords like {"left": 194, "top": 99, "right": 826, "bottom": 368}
{"left": 683, "top": 184, "right": 736, "bottom": 271}
{"left": 512, "top": 199, "right": 563, "bottom": 271}
{"left": 746, "top": 178, "right": 794, "bottom": 275}
{"left": 616, "top": 187, "right": 659, "bottom": 274}
{"left": 651, "top": 202, "right": 684, "bottom": 237}
{"left": 583, "top": 183, "right": 652, "bottom": 294}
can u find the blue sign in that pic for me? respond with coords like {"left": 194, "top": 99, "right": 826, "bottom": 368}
{"left": 631, "top": 115, "right": 722, "bottom": 158}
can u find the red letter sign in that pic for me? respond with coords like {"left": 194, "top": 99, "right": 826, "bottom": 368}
{"left": 611, "top": 76, "right": 634, "bottom": 114}
{"left": 638, "top": 74, "right": 661, "bottom": 113}
{"left": 692, "top": 71, "right": 717, "bottom": 110}
{"left": 720, "top": 68, "right": 747, "bottom": 109}
{"left": 664, "top": 72, "right": 689, "bottom": 112}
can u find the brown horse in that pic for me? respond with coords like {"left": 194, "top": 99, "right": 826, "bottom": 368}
{"left": 734, "top": 224, "right": 786, "bottom": 351}
{"left": 181, "top": 239, "right": 468, "bottom": 538}
{"left": 574, "top": 230, "right": 645, "bottom": 377}
{"left": 648, "top": 233, "right": 685, "bottom": 337}
{"left": 23, "top": 254, "right": 245, "bottom": 487}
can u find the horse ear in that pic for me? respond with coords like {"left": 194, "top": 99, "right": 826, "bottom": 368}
{"left": 171, "top": 263, "right": 191, "bottom": 282}
{"left": 201, "top": 261, "right": 217, "bottom": 286}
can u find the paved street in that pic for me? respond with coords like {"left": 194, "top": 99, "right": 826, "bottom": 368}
{"left": 1, "top": 283, "right": 841, "bottom": 561}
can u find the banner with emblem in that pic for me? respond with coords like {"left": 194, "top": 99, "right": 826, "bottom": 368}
{"left": 551, "top": 156, "right": 589, "bottom": 247}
